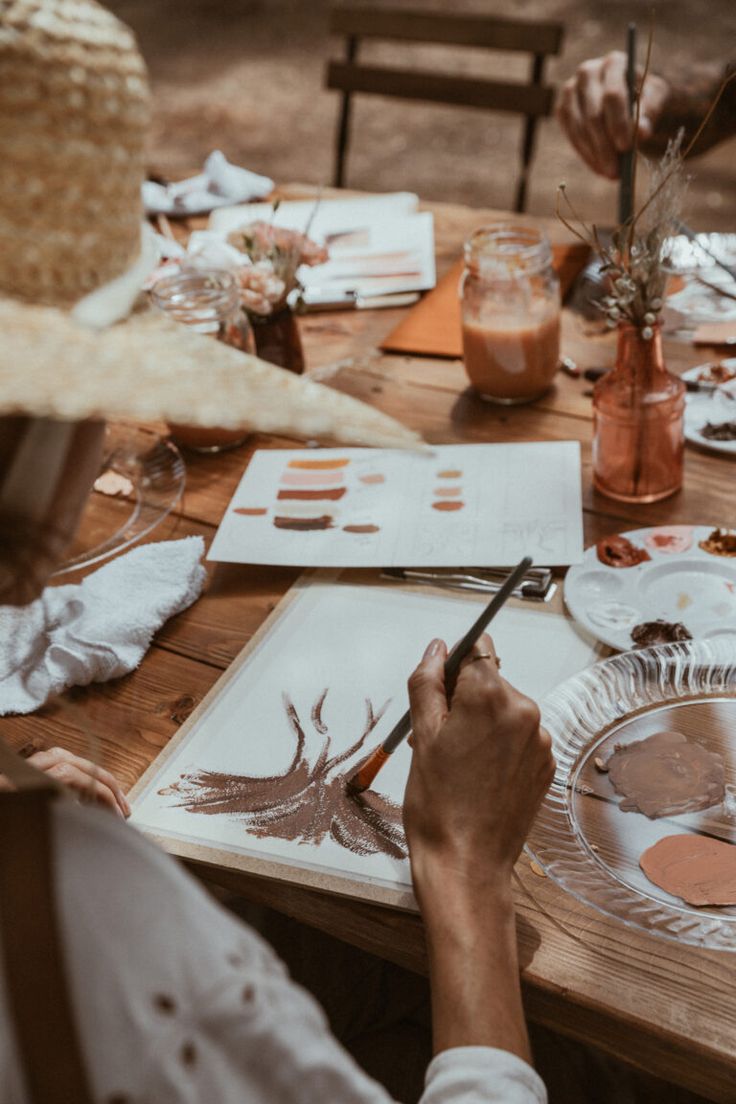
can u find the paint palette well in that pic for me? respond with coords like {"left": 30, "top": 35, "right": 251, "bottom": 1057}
{"left": 527, "top": 639, "right": 736, "bottom": 950}
{"left": 54, "top": 424, "right": 185, "bottom": 577}
{"left": 683, "top": 364, "right": 736, "bottom": 457}
{"left": 564, "top": 525, "right": 736, "bottom": 652}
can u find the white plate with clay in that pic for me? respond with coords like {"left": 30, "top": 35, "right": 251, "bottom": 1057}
{"left": 564, "top": 525, "right": 736, "bottom": 652}
{"left": 683, "top": 363, "right": 736, "bottom": 457}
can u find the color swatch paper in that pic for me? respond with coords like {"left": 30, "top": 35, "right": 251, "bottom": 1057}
{"left": 208, "top": 443, "right": 584, "bottom": 568}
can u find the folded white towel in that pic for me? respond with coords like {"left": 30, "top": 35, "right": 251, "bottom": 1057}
{"left": 0, "top": 538, "right": 206, "bottom": 715}
{"left": 142, "top": 151, "right": 274, "bottom": 217}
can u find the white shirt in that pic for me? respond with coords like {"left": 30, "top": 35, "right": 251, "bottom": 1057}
{"left": 0, "top": 802, "right": 547, "bottom": 1103}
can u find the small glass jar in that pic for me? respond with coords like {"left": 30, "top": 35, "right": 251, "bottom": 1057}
{"left": 460, "top": 224, "right": 561, "bottom": 404}
{"left": 151, "top": 268, "right": 256, "bottom": 453}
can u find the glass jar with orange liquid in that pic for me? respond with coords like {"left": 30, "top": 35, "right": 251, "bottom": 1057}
{"left": 460, "top": 225, "right": 560, "bottom": 404}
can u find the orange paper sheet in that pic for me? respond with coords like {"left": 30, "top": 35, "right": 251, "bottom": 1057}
{"left": 381, "top": 243, "right": 590, "bottom": 359}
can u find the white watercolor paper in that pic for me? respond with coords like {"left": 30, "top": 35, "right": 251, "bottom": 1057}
{"left": 132, "top": 579, "right": 599, "bottom": 898}
{"left": 207, "top": 443, "right": 584, "bottom": 568}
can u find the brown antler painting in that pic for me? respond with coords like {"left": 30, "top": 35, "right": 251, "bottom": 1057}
{"left": 158, "top": 689, "right": 407, "bottom": 859}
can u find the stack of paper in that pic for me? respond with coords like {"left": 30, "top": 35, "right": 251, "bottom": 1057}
{"left": 209, "top": 193, "right": 436, "bottom": 305}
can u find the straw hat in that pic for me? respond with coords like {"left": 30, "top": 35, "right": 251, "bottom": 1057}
{"left": 0, "top": 0, "right": 420, "bottom": 450}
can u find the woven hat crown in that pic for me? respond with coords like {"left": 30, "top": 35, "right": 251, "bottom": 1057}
{"left": 0, "top": 0, "right": 150, "bottom": 306}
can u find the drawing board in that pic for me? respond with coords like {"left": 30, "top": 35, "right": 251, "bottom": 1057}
{"left": 132, "top": 575, "right": 600, "bottom": 908}
{"left": 207, "top": 443, "right": 584, "bottom": 568}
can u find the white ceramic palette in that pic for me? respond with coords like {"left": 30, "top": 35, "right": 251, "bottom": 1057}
{"left": 564, "top": 525, "right": 736, "bottom": 651}
{"left": 683, "top": 361, "right": 736, "bottom": 457}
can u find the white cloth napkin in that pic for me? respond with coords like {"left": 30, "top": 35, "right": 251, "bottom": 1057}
{"left": 0, "top": 538, "right": 206, "bottom": 716}
{"left": 142, "top": 151, "right": 274, "bottom": 216}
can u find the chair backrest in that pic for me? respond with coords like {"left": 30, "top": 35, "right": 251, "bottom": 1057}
{"left": 326, "top": 6, "right": 564, "bottom": 212}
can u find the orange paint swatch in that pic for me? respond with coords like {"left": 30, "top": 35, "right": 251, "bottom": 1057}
{"left": 288, "top": 458, "right": 350, "bottom": 470}
{"left": 437, "top": 469, "right": 463, "bottom": 479}
{"left": 434, "top": 486, "right": 462, "bottom": 497}
{"left": 432, "top": 500, "right": 464, "bottom": 512}
{"left": 234, "top": 507, "right": 268, "bottom": 516}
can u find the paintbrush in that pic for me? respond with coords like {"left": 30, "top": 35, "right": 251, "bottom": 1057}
{"left": 618, "top": 23, "right": 637, "bottom": 227}
{"left": 345, "top": 555, "right": 533, "bottom": 796}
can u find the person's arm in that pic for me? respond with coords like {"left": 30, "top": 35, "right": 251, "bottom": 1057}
{"left": 556, "top": 52, "right": 736, "bottom": 179}
{"left": 404, "top": 634, "right": 555, "bottom": 1064}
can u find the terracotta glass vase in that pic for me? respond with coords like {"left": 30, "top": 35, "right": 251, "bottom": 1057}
{"left": 250, "top": 305, "right": 305, "bottom": 375}
{"left": 593, "top": 323, "right": 685, "bottom": 503}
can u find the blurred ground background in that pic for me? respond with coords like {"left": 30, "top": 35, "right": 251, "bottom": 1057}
{"left": 111, "top": 0, "right": 734, "bottom": 229}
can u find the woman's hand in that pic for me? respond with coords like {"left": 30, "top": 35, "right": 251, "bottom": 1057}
{"left": 403, "top": 634, "right": 554, "bottom": 891}
{"left": 556, "top": 52, "right": 670, "bottom": 178}
{"left": 0, "top": 746, "right": 131, "bottom": 818}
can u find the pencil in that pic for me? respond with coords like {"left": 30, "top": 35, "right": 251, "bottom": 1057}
{"left": 345, "top": 556, "right": 533, "bottom": 796}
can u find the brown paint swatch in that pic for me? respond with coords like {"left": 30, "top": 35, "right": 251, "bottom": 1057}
{"left": 234, "top": 507, "right": 268, "bottom": 516}
{"left": 605, "top": 731, "right": 725, "bottom": 818}
{"left": 640, "top": 834, "right": 736, "bottom": 906}
{"left": 162, "top": 692, "right": 406, "bottom": 859}
{"left": 274, "top": 515, "right": 333, "bottom": 531}
{"left": 437, "top": 469, "right": 463, "bottom": 478}
{"left": 432, "top": 500, "right": 464, "bottom": 512}
{"left": 277, "top": 487, "right": 347, "bottom": 501}
{"left": 434, "top": 486, "right": 462, "bottom": 497}
{"left": 342, "top": 524, "right": 380, "bottom": 534}
{"left": 288, "top": 458, "right": 350, "bottom": 471}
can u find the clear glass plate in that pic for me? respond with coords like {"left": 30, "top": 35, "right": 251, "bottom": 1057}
{"left": 527, "top": 639, "right": 736, "bottom": 950}
{"left": 53, "top": 424, "right": 186, "bottom": 577}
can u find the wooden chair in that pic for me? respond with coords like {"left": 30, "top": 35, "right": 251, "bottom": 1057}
{"left": 326, "top": 6, "right": 564, "bottom": 213}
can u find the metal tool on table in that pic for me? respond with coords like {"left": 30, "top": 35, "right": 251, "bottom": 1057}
{"left": 381, "top": 565, "right": 556, "bottom": 602}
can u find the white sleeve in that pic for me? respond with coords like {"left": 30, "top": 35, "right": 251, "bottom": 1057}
{"left": 423, "top": 1048, "right": 547, "bottom": 1104}
{"left": 24, "top": 803, "right": 546, "bottom": 1104}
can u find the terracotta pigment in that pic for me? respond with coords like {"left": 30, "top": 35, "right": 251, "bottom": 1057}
{"left": 630, "top": 620, "right": 692, "bottom": 647}
{"left": 162, "top": 691, "right": 406, "bottom": 859}
{"left": 700, "top": 528, "right": 736, "bottom": 557}
{"left": 437, "top": 469, "right": 463, "bottom": 479}
{"left": 644, "top": 526, "right": 693, "bottom": 554}
{"left": 273, "top": 515, "right": 333, "bottom": 531}
{"left": 640, "top": 834, "right": 736, "bottom": 906}
{"left": 434, "top": 486, "right": 463, "bottom": 497}
{"left": 603, "top": 731, "right": 725, "bottom": 818}
{"left": 359, "top": 474, "right": 386, "bottom": 485}
{"left": 277, "top": 487, "right": 346, "bottom": 501}
{"left": 596, "top": 534, "right": 650, "bottom": 568}
{"left": 342, "top": 524, "right": 380, "bottom": 534}
{"left": 432, "top": 500, "right": 464, "bottom": 512}
{"left": 288, "top": 458, "right": 350, "bottom": 471}
{"left": 234, "top": 507, "right": 268, "bottom": 516}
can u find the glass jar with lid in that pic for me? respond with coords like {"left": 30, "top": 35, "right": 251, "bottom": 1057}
{"left": 151, "top": 267, "right": 255, "bottom": 452}
{"left": 460, "top": 224, "right": 560, "bottom": 404}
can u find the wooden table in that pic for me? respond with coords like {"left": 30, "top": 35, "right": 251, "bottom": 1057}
{"left": 4, "top": 192, "right": 736, "bottom": 1102}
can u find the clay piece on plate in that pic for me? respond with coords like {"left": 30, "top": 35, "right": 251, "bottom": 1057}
{"left": 699, "top": 421, "right": 736, "bottom": 441}
{"left": 640, "top": 834, "right": 736, "bottom": 906}
{"left": 606, "top": 730, "right": 725, "bottom": 818}
{"left": 596, "top": 534, "right": 651, "bottom": 568}
{"left": 699, "top": 528, "right": 736, "bottom": 557}
{"left": 696, "top": 362, "right": 736, "bottom": 385}
{"left": 630, "top": 620, "right": 693, "bottom": 647}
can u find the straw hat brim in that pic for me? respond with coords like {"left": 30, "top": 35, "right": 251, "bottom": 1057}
{"left": 0, "top": 297, "right": 422, "bottom": 449}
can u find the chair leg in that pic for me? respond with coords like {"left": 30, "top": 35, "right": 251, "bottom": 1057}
{"left": 515, "top": 53, "right": 545, "bottom": 213}
{"left": 333, "top": 35, "right": 358, "bottom": 189}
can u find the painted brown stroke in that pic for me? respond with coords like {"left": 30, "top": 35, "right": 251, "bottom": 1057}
{"left": 162, "top": 691, "right": 406, "bottom": 860}
{"left": 273, "top": 515, "right": 333, "bottom": 531}
{"left": 277, "top": 487, "right": 347, "bottom": 501}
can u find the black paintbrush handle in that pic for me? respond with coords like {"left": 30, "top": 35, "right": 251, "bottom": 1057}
{"left": 381, "top": 556, "right": 533, "bottom": 754}
{"left": 618, "top": 23, "right": 637, "bottom": 226}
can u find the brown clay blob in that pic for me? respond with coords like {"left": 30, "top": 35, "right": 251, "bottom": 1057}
{"left": 699, "top": 421, "right": 736, "bottom": 441}
{"left": 630, "top": 620, "right": 693, "bottom": 647}
{"left": 161, "top": 691, "right": 406, "bottom": 859}
{"left": 699, "top": 528, "right": 736, "bottom": 557}
{"left": 596, "top": 534, "right": 650, "bottom": 568}
{"left": 604, "top": 731, "right": 725, "bottom": 818}
{"left": 640, "top": 834, "right": 736, "bottom": 906}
